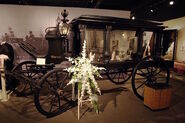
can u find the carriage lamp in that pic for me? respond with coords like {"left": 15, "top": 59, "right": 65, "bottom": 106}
{"left": 59, "top": 9, "right": 69, "bottom": 37}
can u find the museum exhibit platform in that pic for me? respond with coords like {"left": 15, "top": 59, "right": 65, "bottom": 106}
{"left": 144, "top": 83, "right": 172, "bottom": 110}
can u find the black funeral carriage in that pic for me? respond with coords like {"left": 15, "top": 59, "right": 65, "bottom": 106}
{"left": 0, "top": 15, "right": 176, "bottom": 117}
{"left": 69, "top": 15, "right": 176, "bottom": 99}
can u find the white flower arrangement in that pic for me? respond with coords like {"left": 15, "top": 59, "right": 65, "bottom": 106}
{"left": 65, "top": 40, "right": 105, "bottom": 113}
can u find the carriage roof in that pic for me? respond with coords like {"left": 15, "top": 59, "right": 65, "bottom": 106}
{"left": 70, "top": 15, "right": 165, "bottom": 31}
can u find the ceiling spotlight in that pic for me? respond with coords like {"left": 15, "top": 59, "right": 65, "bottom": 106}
{"left": 150, "top": 9, "right": 154, "bottom": 13}
{"left": 131, "top": 16, "right": 135, "bottom": 20}
{"left": 169, "top": 1, "right": 174, "bottom": 5}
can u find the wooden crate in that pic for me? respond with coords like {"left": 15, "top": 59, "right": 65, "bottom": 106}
{"left": 144, "top": 83, "right": 172, "bottom": 110}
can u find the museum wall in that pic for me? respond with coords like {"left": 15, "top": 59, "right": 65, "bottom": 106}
{"left": 0, "top": 4, "right": 130, "bottom": 64}
{"left": 164, "top": 16, "right": 185, "bottom": 62}
{"left": 0, "top": 4, "right": 130, "bottom": 38}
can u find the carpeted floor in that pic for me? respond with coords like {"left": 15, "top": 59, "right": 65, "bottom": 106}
{"left": 0, "top": 73, "right": 185, "bottom": 123}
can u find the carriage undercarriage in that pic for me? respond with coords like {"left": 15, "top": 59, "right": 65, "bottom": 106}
{"left": 2, "top": 54, "right": 169, "bottom": 117}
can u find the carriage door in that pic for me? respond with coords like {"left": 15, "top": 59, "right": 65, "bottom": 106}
{"left": 161, "top": 30, "right": 177, "bottom": 62}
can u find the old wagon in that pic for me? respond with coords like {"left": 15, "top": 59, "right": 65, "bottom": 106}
{"left": 0, "top": 14, "right": 176, "bottom": 117}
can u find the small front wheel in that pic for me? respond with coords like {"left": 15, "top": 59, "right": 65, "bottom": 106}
{"left": 106, "top": 60, "right": 133, "bottom": 84}
{"left": 34, "top": 69, "right": 75, "bottom": 117}
{"left": 12, "top": 61, "right": 37, "bottom": 96}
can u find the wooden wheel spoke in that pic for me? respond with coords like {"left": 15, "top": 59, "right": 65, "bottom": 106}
{"left": 30, "top": 72, "right": 38, "bottom": 78}
{"left": 25, "top": 65, "right": 31, "bottom": 76}
{"left": 49, "top": 95, "right": 60, "bottom": 113}
{"left": 136, "top": 80, "right": 147, "bottom": 90}
{"left": 122, "top": 72, "right": 126, "bottom": 79}
{"left": 46, "top": 94, "right": 54, "bottom": 100}
{"left": 153, "top": 69, "right": 162, "bottom": 76}
{"left": 139, "top": 69, "right": 147, "bottom": 74}
{"left": 61, "top": 94, "right": 70, "bottom": 102}
{"left": 60, "top": 80, "right": 66, "bottom": 89}
{"left": 49, "top": 103, "right": 54, "bottom": 113}
{"left": 45, "top": 79, "right": 57, "bottom": 89}
{"left": 117, "top": 73, "right": 120, "bottom": 82}
{"left": 146, "top": 67, "right": 151, "bottom": 73}
{"left": 135, "top": 77, "right": 147, "bottom": 80}
{"left": 55, "top": 72, "right": 60, "bottom": 88}
{"left": 118, "top": 72, "right": 121, "bottom": 78}
{"left": 57, "top": 91, "right": 61, "bottom": 108}
{"left": 150, "top": 66, "right": 156, "bottom": 75}
{"left": 136, "top": 70, "right": 147, "bottom": 76}
{"left": 151, "top": 66, "right": 154, "bottom": 73}
{"left": 21, "top": 82, "right": 29, "bottom": 91}
{"left": 40, "top": 94, "right": 54, "bottom": 104}
{"left": 156, "top": 76, "right": 166, "bottom": 79}
{"left": 109, "top": 69, "right": 118, "bottom": 75}
{"left": 112, "top": 72, "right": 117, "bottom": 79}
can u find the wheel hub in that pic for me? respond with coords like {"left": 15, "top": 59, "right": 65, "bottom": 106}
{"left": 57, "top": 89, "right": 63, "bottom": 95}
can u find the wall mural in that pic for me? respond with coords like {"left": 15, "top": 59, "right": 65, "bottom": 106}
{"left": 0, "top": 27, "right": 48, "bottom": 65}
{"left": 0, "top": 4, "right": 129, "bottom": 65}
{"left": 180, "top": 42, "right": 185, "bottom": 51}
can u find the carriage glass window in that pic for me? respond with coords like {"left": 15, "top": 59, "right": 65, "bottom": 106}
{"left": 162, "top": 30, "right": 176, "bottom": 61}
{"left": 142, "top": 31, "right": 154, "bottom": 57}
{"left": 85, "top": 29, "right": 104, "bottom": 61}
{"left": 110, "top": 30, "right": 137, "bottom": 61}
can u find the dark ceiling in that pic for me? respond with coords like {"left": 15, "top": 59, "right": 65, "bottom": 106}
{"left": 0, "top": 0, "right": 185, "bottom": 22}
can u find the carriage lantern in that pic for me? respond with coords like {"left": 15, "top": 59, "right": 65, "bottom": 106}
{"left": 59, "top": 9, "right": 69, "bottom": 37}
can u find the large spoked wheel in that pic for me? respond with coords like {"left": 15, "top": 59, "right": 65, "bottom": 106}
{"left": 131, "top": 56, "right": 170, "bottom": 100}
{"left": 34, "top": 69, "right": 74, "bottom": 117}
{"left": 12, "top": 61, "right": 37, "bottom": 96}
{"left": 106, "top": 60, "right": 133, "bottom": 84}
